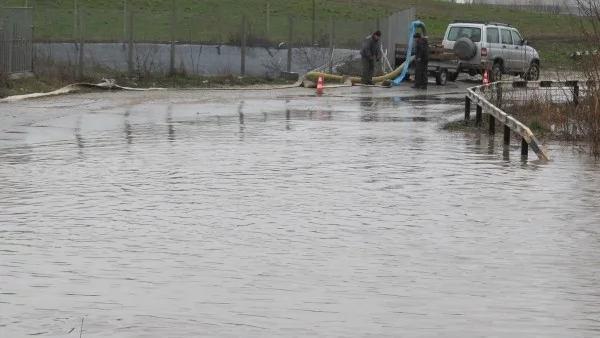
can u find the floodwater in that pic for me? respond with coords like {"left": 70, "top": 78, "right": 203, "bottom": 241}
{"left": 1, "top": 84, "right": 600, "bottom": 338}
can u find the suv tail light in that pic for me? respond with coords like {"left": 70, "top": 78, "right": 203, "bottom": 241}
{"left": 481, "top": 47, "right": 488, "bottom": 57}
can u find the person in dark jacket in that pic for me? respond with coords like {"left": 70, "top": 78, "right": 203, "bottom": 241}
{"left": 413, "top": 33, "right": 430, "bottom": 90}
{"left": 360, "top": 30, "right": 381, "bottom": 85}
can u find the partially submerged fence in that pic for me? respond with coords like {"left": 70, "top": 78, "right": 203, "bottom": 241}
{"left": 0, "top": 7, "right": 33, "bottom": 74}
{"left": 29, "top": 6, "right": 414, "bottom": 78}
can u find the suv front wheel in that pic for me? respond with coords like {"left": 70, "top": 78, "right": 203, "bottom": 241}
{"left": 490, "top": 62, "right": 502, "bottom": 82}
{"left": 523, "top": 62, "right": 540, "bottom": 81}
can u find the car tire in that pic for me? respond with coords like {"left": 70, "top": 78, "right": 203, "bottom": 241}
{"left": 453, "top": 37, "right": 478, "bottom": 61}
{"left": 523, "top": 63, "right": 540, "bottom": 81}
{"left": 490, "top": 62, "right": 502, "bottom": 82}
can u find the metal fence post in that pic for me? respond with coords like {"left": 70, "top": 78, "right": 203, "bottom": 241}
{"left": 123, "top": 0, "right": 128, "bottom": 41}
{"left": 241, "top": 15, "right": 247, "bottom": 77}
{"left": 266, "top": 3, "right": 270, "bottom": 40}
{"left": 127, "top": 9, "right": 134, "bottom": 76}
{"left": 73, "top": 0, "right": 77, "bottom": 39}
{"left": 30, "top": 14, "right": 35, "bottom": 73}
{"left": 77, "top": 8, "right": 85, "bottom": 80}
{"left": 7, "top": 21, "right": 14, "bottom": 73}
{"left": 287, "top": 16, "right": 293, "bottom": 72}
{"left": 311, "top": 0, "right": 315, "bottom": 45}
{"left": 328, "top": 19, "right": 335, "bottom": 73}
{"left": 170, "top": 0, "right": 176, "bottom": 76}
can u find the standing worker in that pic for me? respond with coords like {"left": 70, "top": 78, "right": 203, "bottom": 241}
{"left": 412, "top": 32, "right": 429, "bottom": 90}
{"left": 360, "top": 30, "right": 382, "bottom": 85}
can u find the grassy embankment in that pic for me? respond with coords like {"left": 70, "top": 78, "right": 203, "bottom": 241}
{"left": 1, "top": 0, "right": 587, "bottom": 97}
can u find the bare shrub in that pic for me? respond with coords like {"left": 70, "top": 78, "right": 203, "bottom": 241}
{"left": 572, "top": 0, "right": 600, "bottom": 155}
{"left": 32, "top": 46, "right": 79, "bottom": 82}
{"left": 134, "top": 44, "right": 164, "bottom": 78}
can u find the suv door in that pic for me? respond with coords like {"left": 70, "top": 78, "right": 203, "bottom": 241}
{"left": 510, "top": 29, "right": 527, "bottom": 73}
{"left": 500, "top": 28, "right": 514, "bottom": 71}
{"left": 485, "top": 27, "right": 503, "bottom": 64}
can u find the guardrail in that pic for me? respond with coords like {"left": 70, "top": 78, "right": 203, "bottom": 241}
{"left": 464, "top": 80, "right": 556, "bottom": 161}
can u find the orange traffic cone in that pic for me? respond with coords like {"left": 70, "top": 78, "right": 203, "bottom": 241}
{"left": 482, "top": 69, "right": 489, "bottom": 86}
{"left": 316, "top": 73, "right": 324, "bottom": 95}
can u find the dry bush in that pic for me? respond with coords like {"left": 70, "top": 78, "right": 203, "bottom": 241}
{"left": 32, "top": 47, "right": 79, "bottom": 83}
{"left": 573, "top": 0, "right": 600, "bottom": 155}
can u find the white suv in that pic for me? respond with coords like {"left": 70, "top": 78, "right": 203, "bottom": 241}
{"left": 442, "top": 20, "right": 540, "bottom": 82}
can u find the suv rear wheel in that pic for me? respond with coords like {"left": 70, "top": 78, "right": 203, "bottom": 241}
{"left": 490, "top": 62, "right": 502, "bottom": 82}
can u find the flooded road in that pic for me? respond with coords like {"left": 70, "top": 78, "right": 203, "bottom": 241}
{"left": 1, "top": 85, "right": 600, "bottom": 338}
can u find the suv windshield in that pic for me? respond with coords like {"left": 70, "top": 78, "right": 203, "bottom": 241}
{"left": 447, "top": 26, "right": 482, "bottom": 42}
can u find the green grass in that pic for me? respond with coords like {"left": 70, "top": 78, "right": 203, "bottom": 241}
{"left": 6, "top": 0, "right": 591, "bottom": 67}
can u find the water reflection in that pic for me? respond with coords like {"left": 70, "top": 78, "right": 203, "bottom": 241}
{"left": 167, "top": 105, "right": 175, "bottom": 142}
{"left": 285, "top": 99, "right": 291, "bottom": 131}
{"left": 124, "top": 109, "right": 133, "bottom": 145}
{"left": 74, "top": 116, "right": 84, "bottom": 158}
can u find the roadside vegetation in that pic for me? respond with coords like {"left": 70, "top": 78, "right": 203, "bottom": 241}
{"left": 443, "top": 0, "right": 600, "bottom": 157}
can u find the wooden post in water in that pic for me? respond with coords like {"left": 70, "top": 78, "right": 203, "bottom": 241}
{"left": 504, "top": 125, "right": 510, "bottom": 145}
{"left": 476, "top": 105, "right": 482, "bottom": 126}
{"left": 521, "top": 138, "right": 529, "bottom": 157}
{"left": 464, "top": 96, "right": 471, "bottom": 121}
{"left": 489, "top": 114, "right": 495, "bottom": 134}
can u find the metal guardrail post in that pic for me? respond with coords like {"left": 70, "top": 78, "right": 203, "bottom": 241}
{"left": 464, "top": 96, "right": 471, "bottom": 121}
{"left": 521, "top": 138, "right": 529, "bottom": 157}
{"left": 476, "top": 104, "right": 482, "bottom": 126}
{"left": 489, "top": 114, "right": 495, "bottom": 134}
{"left": 566, "top": 80, "right": 579, "bottom": 106}
{"left": 504, "top": 125, "right": 510, "bottom": 145}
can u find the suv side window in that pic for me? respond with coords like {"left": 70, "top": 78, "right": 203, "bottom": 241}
{"left": 486, "top": 27, "right": 500, "bottom": 44}
{"left": 510, "top": 30, "right": 522, "bottom": 45}
{"left": 501, "top": 29, "right": 513, "bottom": 45}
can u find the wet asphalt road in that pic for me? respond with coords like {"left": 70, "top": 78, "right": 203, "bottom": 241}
{"left": 1, "top": 81, "right": 600, "bottom": 338}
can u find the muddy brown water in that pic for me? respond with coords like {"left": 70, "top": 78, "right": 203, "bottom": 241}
{"left": 1, "top": 85, "right": 599, "bottom": 338}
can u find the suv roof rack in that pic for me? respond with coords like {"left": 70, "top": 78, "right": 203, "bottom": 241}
{"left": 452, "top": 20, "right": 512, "bottom": 27}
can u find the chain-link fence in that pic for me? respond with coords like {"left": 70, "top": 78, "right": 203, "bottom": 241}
{"left": 27, "top": 6, "right": 414, "bottom": 79}
{"left": 0, "top": 7, "right": 33, "bottom": 74}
